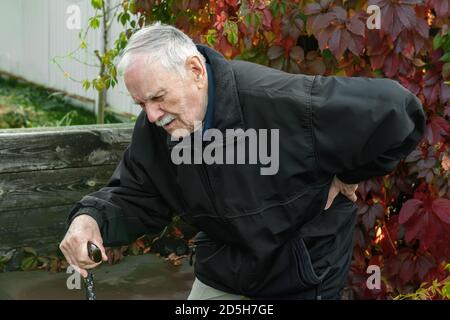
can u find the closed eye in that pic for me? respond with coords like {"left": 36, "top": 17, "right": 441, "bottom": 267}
{"left": 152, "top": 95, "right": 164, "bottom": 102}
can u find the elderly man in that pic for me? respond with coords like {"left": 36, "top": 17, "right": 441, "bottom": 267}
{"left": 60, "top": 23, "right": 425, "bottom": 300}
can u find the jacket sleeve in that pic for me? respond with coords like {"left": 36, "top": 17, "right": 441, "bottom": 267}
{"left": 67, "top": 116, "right": 173, "bottom": 247}
{"left": 310, "top": 76, "right": 426, "bottom": 184}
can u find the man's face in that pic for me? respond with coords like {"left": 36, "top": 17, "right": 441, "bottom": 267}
{"left": 124, "top": 54, "right": 208, "bottom": 138}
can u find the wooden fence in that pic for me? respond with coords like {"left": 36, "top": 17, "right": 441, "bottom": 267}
{"left": 0, "top": 123, "right": 133, "bottom": 253}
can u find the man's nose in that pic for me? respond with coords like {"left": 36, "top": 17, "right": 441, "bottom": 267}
{"left": 144, "top": 103, "right": 164, "bottom": 123}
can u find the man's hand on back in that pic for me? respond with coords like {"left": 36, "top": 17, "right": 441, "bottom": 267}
{"left": 59, "top": 215, "right": 108, "bottom": 278}
{"left": 325, "top": 175, "right": 358, "bottom": 210}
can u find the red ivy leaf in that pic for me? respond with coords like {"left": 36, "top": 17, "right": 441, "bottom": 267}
{"left": 329, "top": 28, "right": 351, "bottom": 60}
{"left": 346, "top": 15, "right": 365, "bottom": 37}
{"left": 375, "top": 0, "right": 420, "bottom": 40}
{"left": 225, "top": 0, "right": 238, "bottom": 7}
{"left": 347, "top": 35, "right": 365, "bottom": 56}
{"left": 395, "top": 3, "right": 416, "bottom": 30}
{"left": 425, "top": 116, "right": 449, "bottom": 145}
{"left": 267, "top": 45, "right": 284, "bottom": 60}
{"left": 415, "top": 18, "right": 429, "bottom": 39}
{"left": 399, "top": 198, "right": 422, "bottom": 224}
{"left": 399, "top": 193, "right": 449, "bottom": 250}
{"left": 289, "top": 46, "right": 304, "bottom": 62}
{"left": 361, "top": 203, "right": 385, "bottom": 230}
{"left": 304, "top": 3, "right": 322, "bottom": 15}
{"left": 423, "top": 82, "right": 440, "bottom": 106}
{"left": 400, "top": 259, "right": 415, "bottom": 284}
{"left": 383, "top": 52, "right": 400, "bottom": 78}
{"left": 425, "top": 0, "right": 450, "bottom": 17}
{"left": 262, "top": 8, "right": 272, "bottom": 29}
{"left": 311, "top": 12, "right": 335, "bottom": 33}
{"left": 440, "top": 82, "right": 450, "bottom": 105}
{"left": 415, "top": 253, "right": 435, "bottom": 279}
{"left": 357, "top": 179, "right": 382, "bottom": 201}
{"left": 432, "top": 198, "right": 450, "bottom": 224}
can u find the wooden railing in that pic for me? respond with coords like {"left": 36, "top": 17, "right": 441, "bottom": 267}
{"left": 0, "top": 123, "right": 133, "bottom": 253}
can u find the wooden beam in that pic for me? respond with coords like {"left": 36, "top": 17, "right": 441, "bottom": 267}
{"left": 0, "top": 204, "right": 73, "bottom": 252}
{"left": 0, "top": 165, "right": 116, "bottom": 212}
{"left": 0, "top": 123, "right": 133, "bottom": 173}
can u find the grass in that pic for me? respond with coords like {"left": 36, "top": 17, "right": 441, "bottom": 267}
{"left": 0, "top": 76, "right": 121, "bottom": 129}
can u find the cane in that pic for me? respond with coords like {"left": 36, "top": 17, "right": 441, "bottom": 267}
{"left": 85, "top": 241, "right": 102, "bottom": 300}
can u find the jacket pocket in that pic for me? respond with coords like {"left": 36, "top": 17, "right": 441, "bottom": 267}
{"left": 193, "top": 240, "right": 242, "bottom": 294}
{"left": 292, "top": 236, "right": 331, "bottom": 288}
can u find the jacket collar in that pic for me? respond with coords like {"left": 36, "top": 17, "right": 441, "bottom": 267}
{"left": 196, "top": 44, "right": 244, "bottom": 132}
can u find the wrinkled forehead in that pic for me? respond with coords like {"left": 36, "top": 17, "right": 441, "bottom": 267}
{"left": 123, "top": 55, "right": 187, "bottom": 100}
{"left": 124, "top": 57, "right": 178, "bottom": 88}
{"left": 124, "top": 53, "right": 165, "bottom": 77}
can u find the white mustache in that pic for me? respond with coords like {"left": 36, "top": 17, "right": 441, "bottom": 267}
{"left": 155, "top": 115, "right": 176, "bottom": 127}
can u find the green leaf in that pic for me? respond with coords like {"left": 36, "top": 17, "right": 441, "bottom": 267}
{"left": 37, "top": 256, "right": 50, "bottom": 264}
{"left": 270, "top": 1, "right": 280, "bottom": 16}
{"left": 80, "top": 40, "right": 87, "bottom": 49}
{"left": 223, "top": 20, "right": 238, "bottom": 46}
{"left": 91, "top": 0, "right": 103, "bottom": 10}
{"left": 105, "top": 76, "right": 111, "bottom": 89}
{"left": 433, "top": 35, "right": 444, "bottom": 50}
{"left": 129, "top": 0, "right": 137, "bottom": 14}
{"left": 205, "top": 29, "right": 217, "bottom": 47}
{"left": 279, "top": 2, "right": 287, "bottom": 15}
{"left": 439, "top": 52, "right": 450, "bottom": 62}
{"left": 23, "top": 247, "right": 37, "bottom": 256}
{"left": 120, "top": 12, "right": 130, "bottom": 26}
{"left": 116, "top": 32, "right": 128, "bottom": 50}
{"left": 131, "top": 246, "right": 140, "bottom": 255}
{"left": 0, "top": 255, "right": 11, "bottom": 264}
{"left": 321, "top": 49, "right": 335, "bottom": 61}
{"left": 93, "top": 78, "right": 106, "bottom": 91}
{"left": 110, "top": 66, "right": 117, "bottom": 79}
{"left": 297, "top": 12, "right": 308, "bottom": 23}
{"left": 89, "top": 17, "right": 100, "bottom": 29}
{"left": 82, "top": 80, "right": 91, "bottom": 91}
{"left": 21, "top": 256, "right": 38, "bottom": 271}
{"left": 443, "top": 283, "right": 450, "bottom": 299}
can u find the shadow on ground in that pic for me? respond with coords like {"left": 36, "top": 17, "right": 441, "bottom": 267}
{"left": 0, "top": 254, "right": 195, "bottom": 300}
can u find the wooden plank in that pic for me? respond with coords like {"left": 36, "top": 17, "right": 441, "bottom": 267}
{"left": 0, "top": 123, "right": 133, "bottom": 173}
{"left": 0, "top": 204, "right": 73, "bottom": 253}
{"left": 0, "top": 165, "right": 116, "bottom": 212}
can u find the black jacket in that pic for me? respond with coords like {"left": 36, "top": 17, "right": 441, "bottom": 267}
{"left": 68, "top": 45, "right": 425, "bottom": 299}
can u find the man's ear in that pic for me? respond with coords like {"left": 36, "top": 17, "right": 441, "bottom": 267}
{"left": 185, "top": 56, "right": 206, "bottom": 88}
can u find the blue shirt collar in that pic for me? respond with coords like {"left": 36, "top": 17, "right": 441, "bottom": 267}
{"left": 203, "top": 62, "right": 215, "bottom": 134}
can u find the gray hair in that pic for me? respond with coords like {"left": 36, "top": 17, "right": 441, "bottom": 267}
{"left": 117, "top": 22, "right": 204, "bottom": 77}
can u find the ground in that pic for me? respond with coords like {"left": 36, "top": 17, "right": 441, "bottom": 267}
{"left": 0, "top": 254, "right": 195, "bottom": 300}
{"left": 0, "top": 76, "right": 121, "bottom": 128}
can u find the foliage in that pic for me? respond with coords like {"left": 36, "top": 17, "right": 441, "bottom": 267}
{"left": 69, "top": 0, "right": 449, "bottom": 299}
{"left": 102, "top": 216, "right": 191, "bottom": 267}
{"left": 0, "top": 77, "right": 120, "bottom": 129}
{"left": 394, "top": 264, "right": 450, "bottom": 300}
{"left": 0, "top": 216, "right": 191, "bottom": 273}
{"left": 0, "top": 246, "right": 69, "bottom": 273}
{"left": 53, "top": 0, "right": 144, "bottom": 123}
